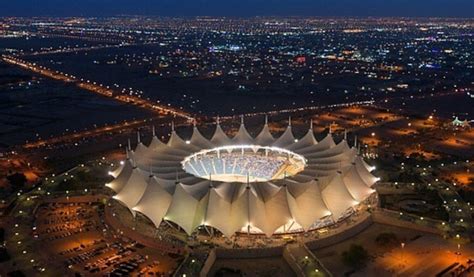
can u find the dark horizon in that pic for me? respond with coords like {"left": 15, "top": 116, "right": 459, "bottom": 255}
{"left": 2, "top": 0, "right": 474, "bottom": 18}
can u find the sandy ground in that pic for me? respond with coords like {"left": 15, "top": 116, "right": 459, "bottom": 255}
{"left": 313, "top": 223, "right": 474, "bottom": 277}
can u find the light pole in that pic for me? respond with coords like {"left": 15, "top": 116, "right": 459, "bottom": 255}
{"left": 401, "top": 242, "right": 405, "bottom": 265}
{"left": 457, "top": 244, "right": 461, "bottom": 263}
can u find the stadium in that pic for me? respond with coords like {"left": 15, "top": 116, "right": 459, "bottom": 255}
{"left": 106, "top": 117, "right": 379, "bottom": 238}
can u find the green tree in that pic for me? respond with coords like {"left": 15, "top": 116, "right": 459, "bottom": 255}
{"left": 375, "top": 232, "right": 399, "bottom": 247}
{"left": 6, "top": 173, "right": 27, "bottom": 189}
{"left": 342, "top": 244, "right": 369, "bottom": 269}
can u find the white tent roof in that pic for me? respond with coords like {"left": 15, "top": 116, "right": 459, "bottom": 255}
{"left": 286, "top": 180, "right": 331, "bottom": 230}
{"left": 107, "top": 120, "right": 378, "bottom": 237}
{"left": 250, "top": 181, "right": 280, "bottom": 202}
{"left": 342, "top": 166, "right": 376, "bottom": 202}
{"left": 321, "top": 173, "right": 358, "bottom": 220}
{"left": 287, "top": 128, "right": 318, "bottom": 151}
{"left": 272, "top": 125, "right": 295, "bottom": 148}
{"left": 354, "top": 156, "right": 379, "bottom": 187}
{"left": 133, "top": 177, "right": 173, "bottom": 227}
{"left": 230, "top": 186, "right": 253, "bottom": 233}
{"left": 114, "top": 168, "right": 149, "bottom": 212}
{"left": 190, "top": 126, "right": 214, "bottom": 149}
{"left": 106, "top": 159, "right": 133, "bottom": 193}
{"left": 249, "top": 187, "right": 292, "bottom": 237}
{"left": 168, "top": 131, "right": 198, "bottom": 152}
{"left": 164, "top": 183, "right": 209, "bottom": 235}
{"left": 148, "top": 136, "right": 166, "bottom": 151}
{"left": 134, "top": 143, "right": 148, "bottom": 161}
{"left": 211, "top": 123, "right": 232, "bottom": 146}
{"left": 109, "top": 159, "right": 125, "bottom": 179}
{"left": 295, "top": 133, "right": 335, "bottom": 155}
{"left": 204, "top": 189, "right": 242, "bottom": 238}
{"left": 233, "top": 118, "right": 254, "bottom": 144}
{"left": 255, "top": 122, "right": 275, "bottom": 146}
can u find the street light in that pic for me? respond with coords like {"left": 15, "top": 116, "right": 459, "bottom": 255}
{"left": 401, "top": 242, "right": 405, "bottom": 264}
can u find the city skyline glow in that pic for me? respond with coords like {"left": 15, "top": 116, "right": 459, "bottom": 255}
{"left": 2, "top": 0, "right": 474, "bottom": 17}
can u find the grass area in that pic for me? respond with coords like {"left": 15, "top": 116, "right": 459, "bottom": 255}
{"left": 380, "top": 191, "right": 449, "bottom": 221}
{"left": 52, "top": 165, "right": 110, "bottom": 192}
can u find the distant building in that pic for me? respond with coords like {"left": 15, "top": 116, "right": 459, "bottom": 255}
{"left": 295, "top": 56, "right": 306, "bottom": 64}
{"left": 451, "top": 117, "right": 471, "bottom": 128}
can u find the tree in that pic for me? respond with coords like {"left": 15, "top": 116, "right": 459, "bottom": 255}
{"left": 6, "top": 173, "right": 27, "bottom": 189}
{"left": 375, "top": 232, "right": 399, "bottom": 247}
{"left": 7, "top": 270, "right": 25, "bottom": 277}
{"left": 0, "top": 247, "right": 10, "bottom": 262}
{"left": 342, "top": 244, "right": 369, "bottom": 269}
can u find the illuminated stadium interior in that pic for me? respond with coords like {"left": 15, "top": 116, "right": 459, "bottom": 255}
{"left": 181, "top": 145, "right": 307, "bottom": 183}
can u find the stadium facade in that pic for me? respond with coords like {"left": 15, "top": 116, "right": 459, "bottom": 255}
{"left": 106, "top": 117, "right": 378, "bottom": 237}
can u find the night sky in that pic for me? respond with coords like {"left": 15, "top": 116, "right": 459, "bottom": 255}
{"left": 2, "top": 0, "right": 474, "bottom": 17}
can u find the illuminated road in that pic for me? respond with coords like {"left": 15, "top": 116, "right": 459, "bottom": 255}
{"left": 22, "top": 43, "right": 129, "bottom": 56}
{"left": 1, "top": 55, "right": 194, "bottom": 121}
{"left": 4, "top": 55, "right": 470, "bottom": 151}
{"left": 218, "top": 100, "right": 376, "bottom": 120}
{"left": 22, "top": 118, "right": 156, "bottom": 149}
{"left": 36, "top": 32, "right": 130, "bottom": 44}
{"left": 21, "top": 40, "right": 163, "bottom": 57}
{"left": 217, "top": 86, "right": 470, "bottom": 121}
